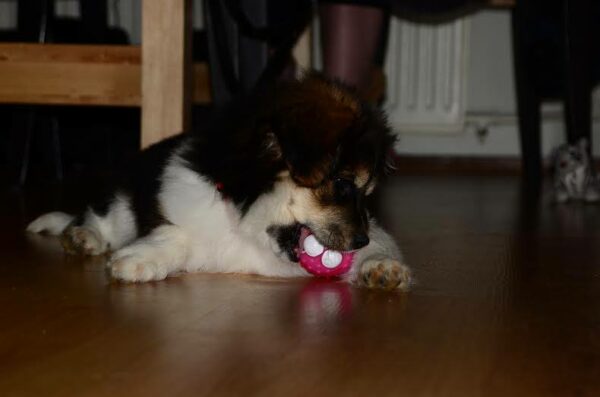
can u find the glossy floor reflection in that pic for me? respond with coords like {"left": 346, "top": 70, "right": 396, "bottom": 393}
{"left": 1, "top": 175, "right": 600, "bottom": 396}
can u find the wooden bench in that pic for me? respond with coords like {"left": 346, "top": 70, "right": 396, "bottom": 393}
{"left": 0, "top": 0, "right": 209, "bottom": 149}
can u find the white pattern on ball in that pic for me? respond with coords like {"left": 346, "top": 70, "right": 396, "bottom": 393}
{"left": 321, "top": 250, "right": 342, "bottom": 268}
{"left": 303, "top": 234, "right": 324, "bottom": 257}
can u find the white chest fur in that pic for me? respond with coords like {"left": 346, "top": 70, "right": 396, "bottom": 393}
{"left": 158, "top": 157, "right": 306, "bottom": 277}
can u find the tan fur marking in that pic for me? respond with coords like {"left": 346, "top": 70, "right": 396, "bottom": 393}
{"left": 328, "top": 85, "right": 360, "bottom": 113}
{"left": 355, "top": 167, "right": 371, "bottom": 189}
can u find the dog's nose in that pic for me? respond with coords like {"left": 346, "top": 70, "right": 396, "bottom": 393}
{"left": 352, "top": 233, "right": 370, "bottom": 249}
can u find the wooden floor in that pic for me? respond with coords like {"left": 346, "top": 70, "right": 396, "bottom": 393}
{"left": 2, "top": 175, "right": 600, "bottom": 396}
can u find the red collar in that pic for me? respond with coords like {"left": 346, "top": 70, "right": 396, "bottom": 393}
{"left": 215, "top": 182, "right": 229, "bottom": 200}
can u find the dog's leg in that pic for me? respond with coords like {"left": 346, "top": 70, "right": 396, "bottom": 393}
{"left": 350, "top": 219, "right": 411, "bottom": 290}
{"left": 108, "top": 224, "right": 189, "bottom": 282}
{"left": 28, "top": 194, "right": 136, "bottom": 257}
{"left": 27, "top": 211, "right": 109, "bottom": 256}
{"left": 26, "top": 211, "right": 74, "bottom": 235}
{"left": 60, "top": 224, "right": 108, "bottom": 256}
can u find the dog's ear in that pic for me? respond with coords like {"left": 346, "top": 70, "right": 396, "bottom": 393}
{"left": 266, "top": 76, "right": 360, "bottom": 187}
{"left": 265, "top": 121, "right": 336, "bottom": 187}
{"left": 381, "top": 132, "right": 398, "bottom": 176}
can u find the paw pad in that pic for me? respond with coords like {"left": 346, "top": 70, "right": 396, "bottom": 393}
{"left": 60, "top": 226, "right": 106, "bottom": 256}
{"left": 359, "top": 259, "right": 411, "bottom": 290}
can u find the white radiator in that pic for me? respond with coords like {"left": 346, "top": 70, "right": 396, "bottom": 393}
{"left": 384, "top": 18, "right": 469, "bottom": 134}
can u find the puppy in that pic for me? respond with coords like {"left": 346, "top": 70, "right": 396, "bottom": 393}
{"left": 27, "top": 74, "right": 411, "bottom": 289}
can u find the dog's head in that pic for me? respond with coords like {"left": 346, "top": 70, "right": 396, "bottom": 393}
{"left": 262, "top": 74, "right": 395, "bottom": 260}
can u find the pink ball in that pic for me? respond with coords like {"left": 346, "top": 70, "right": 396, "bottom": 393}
{"left": 298, "top": 228, "right": 355, "bottom": 277}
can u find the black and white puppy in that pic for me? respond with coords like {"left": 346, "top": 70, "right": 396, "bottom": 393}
{"left": 27, "top": 74, "right": 411, "bottom": 289}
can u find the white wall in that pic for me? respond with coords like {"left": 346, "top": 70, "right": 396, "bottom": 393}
{"left": 393, "top": 9, "right": 600, "bottom": 158}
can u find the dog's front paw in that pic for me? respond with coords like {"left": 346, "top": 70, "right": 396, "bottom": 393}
{"left": 107, "top": 249, "right": 169, "bottom": 283}
{"left": 60, "top": 226, "right": 107, "bottom": 256}
{"left": 357, "top": 257, "right": 411, "bottom": 290}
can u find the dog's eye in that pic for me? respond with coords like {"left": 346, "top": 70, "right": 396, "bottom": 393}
{"left": 334, "top": 178, "right": 356, "bottom": 201}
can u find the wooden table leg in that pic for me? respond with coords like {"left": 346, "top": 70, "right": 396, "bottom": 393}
{"left": 141, "top": 0, "right": 192, "bottom": 149}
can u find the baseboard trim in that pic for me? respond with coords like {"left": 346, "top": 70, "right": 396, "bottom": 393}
{"left": 392, "top": 155, "right": 600, "bottom": 176}
{"left": 392, "top": 155, "right": 524, "bottom": 175}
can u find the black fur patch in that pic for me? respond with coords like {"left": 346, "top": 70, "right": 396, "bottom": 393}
{"left": 123, "top": 135, "right": 183, "bottom": 235}
{"left": 79, "top": 135, "right": 183, "bottom": 236}
{"left": 179, "top": 99, "right": 286, "bottom": 214}
{"left": 267, "top": 223, "right": 302, "bottom": 262}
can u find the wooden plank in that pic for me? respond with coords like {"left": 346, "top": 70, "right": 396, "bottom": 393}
{"left": 141, "top": 0, "right": 193, "bottom": 148}
{"left": 0, "top": 43, "right": 141, "bottom": 106}
{"left": 0, "top": 61, "right": 140, "bottom": 106}
{"left": 0, "top": 43, "right": 140, "bottom": 63}
{"left": 0, "top": 43, "right": 210, "bottom": 107}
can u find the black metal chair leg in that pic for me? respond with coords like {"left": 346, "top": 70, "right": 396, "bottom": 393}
{"left": 512, "top": 6, "right": 542, "bottom": 185}
{"left": 563, "top": 0, "right": 592, "bottom": 148}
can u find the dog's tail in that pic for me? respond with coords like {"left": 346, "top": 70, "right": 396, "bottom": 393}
{"left": 26, "top": 212, "right": 74, "bottom": 236}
